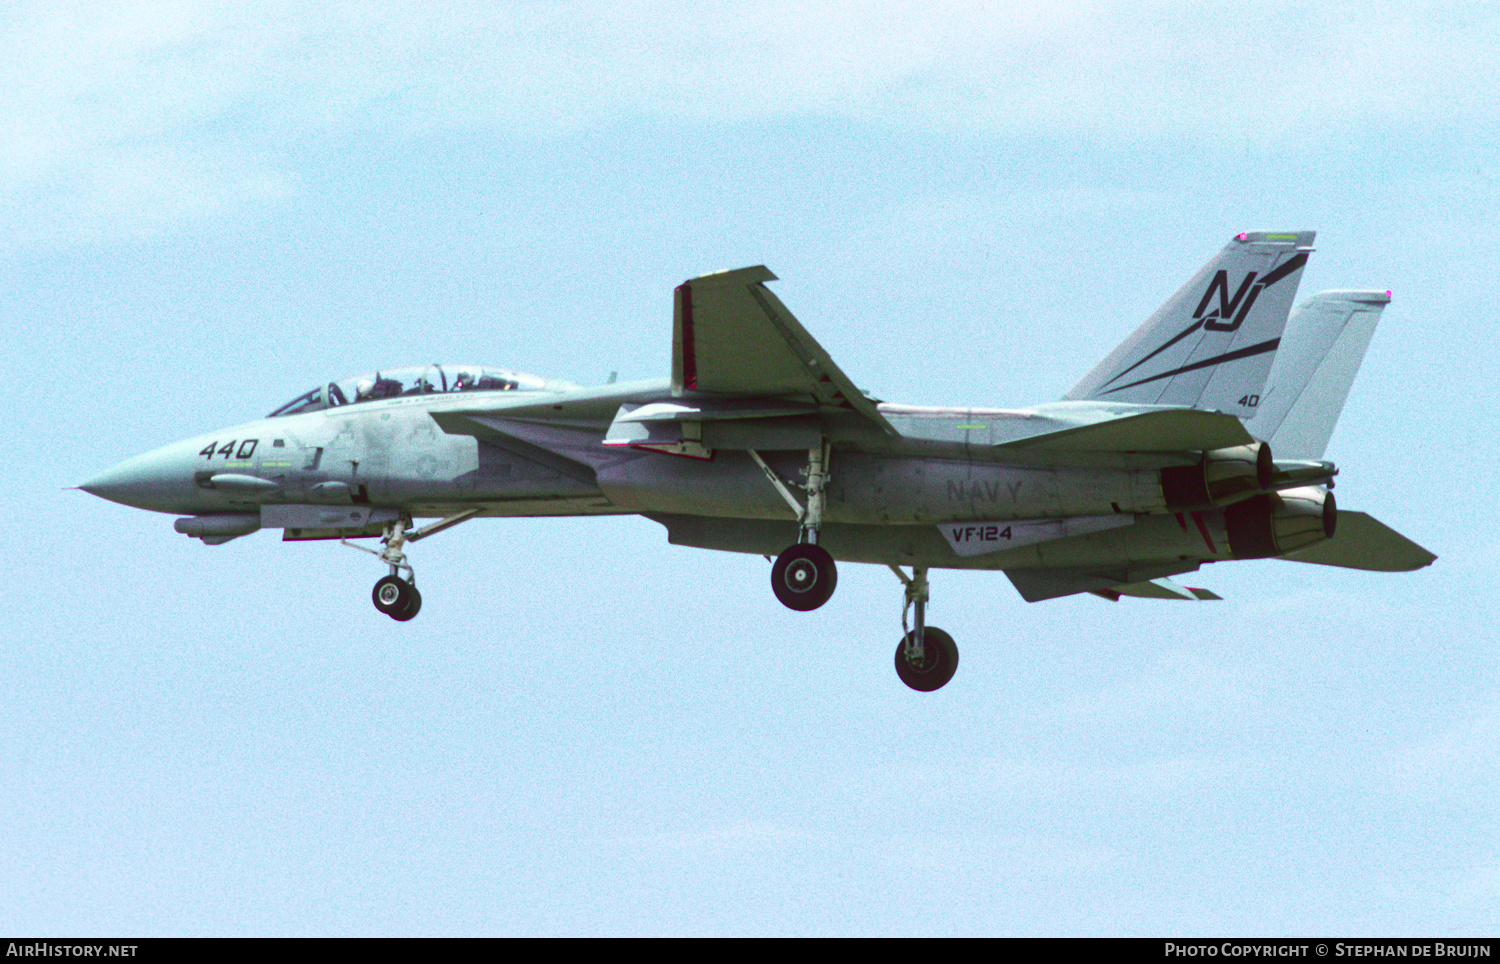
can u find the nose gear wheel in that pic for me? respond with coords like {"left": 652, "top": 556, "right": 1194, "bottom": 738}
{"left": 372, "top": 574, "right": 422, "bottom": 621}
{"left": 391, "top": 584, "right": 421, "bottom": 621}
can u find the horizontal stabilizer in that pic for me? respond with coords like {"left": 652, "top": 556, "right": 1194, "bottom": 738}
{"left": 1005, "top": 563, "right": 1202, "bottom": 602}
{"left": 1094, "top": 577, "right": 1222, "bottom": 601}
{"left": 1280, "top": 510, "right": 1435, "bottom": 571}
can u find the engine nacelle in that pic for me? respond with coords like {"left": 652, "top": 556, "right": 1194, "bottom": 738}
{"left": 1161, "top": 442, "right": 1273, "bottom": 510}
{"left": 1223, "top": 486, "right": 1336, "bottom": 558}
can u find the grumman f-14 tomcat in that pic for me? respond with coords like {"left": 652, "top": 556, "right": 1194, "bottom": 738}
{"left": 81, "top": 232, "right": 1434, "bottom": 691}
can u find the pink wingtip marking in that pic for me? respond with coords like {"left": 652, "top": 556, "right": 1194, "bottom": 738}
{"left": 1386, "top": 290, "right": 1392, "bottom": 297}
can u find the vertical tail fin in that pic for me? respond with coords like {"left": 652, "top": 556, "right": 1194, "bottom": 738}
{"left": 1066, "top": 232, "right": 1314, "bottom": 416}
{"left": 1244, "top": 290, "right": 1390, "bottom": 459}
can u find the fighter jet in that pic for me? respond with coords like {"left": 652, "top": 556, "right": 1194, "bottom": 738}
{"left": 80, "top": 232, "right": 1434, "bottom": 691}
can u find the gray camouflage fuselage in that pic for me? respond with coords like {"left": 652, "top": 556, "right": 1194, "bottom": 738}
{"left": 81, "top": 234, "right": 1433, "bottom": 613}
{"left": 82, "top": 375, "right": 1295, "bottom": 578}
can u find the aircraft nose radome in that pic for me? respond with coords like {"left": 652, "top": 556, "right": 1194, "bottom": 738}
{"left": 79, "top": 445, "right": 194, "bottom": 511}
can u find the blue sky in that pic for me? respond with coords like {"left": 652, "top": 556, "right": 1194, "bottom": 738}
{"left": 4, "top": 1, "right": 1498, "bottom": 935}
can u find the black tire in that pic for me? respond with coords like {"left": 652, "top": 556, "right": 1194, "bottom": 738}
{"left": 391, "top": 585, "right": 422, "bottom": 622}
{"left": 771, "top": 543, "right": 838, "bottom": 611}
{"left": 894, "top": 627, "right": 959, "bottom": 692}
{"left": 372, "top": 575, "right": 409, "bottom": 615}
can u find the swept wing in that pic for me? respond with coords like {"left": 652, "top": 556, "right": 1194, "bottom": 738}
{"left": 672, "top": 266, "right": 895, "bottom": 434}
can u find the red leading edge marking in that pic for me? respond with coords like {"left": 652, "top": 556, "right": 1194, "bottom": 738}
{"left": 678, "top": 282, "right": 697, "bottom": 390}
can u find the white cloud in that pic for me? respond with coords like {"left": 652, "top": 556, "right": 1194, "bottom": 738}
{"left": 1, "top": 1, "right": 1493, "bottom": 239}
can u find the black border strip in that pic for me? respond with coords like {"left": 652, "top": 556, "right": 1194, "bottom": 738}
{"left": 1101, "top": 319, "right": 1205, "bottom": 389}
{"left": 1258, "top": 251, "right": 1308, "bottom": 289}
{"left": 1103, "top": 338, "right": 1281, "bottom": 394}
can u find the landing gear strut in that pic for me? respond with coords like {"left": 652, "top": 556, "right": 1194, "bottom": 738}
{"left": 889, "top": 565, "right": 958, "bottom": 691}
{"left": 752, "top": 442, "right": 838, "bottom": 612}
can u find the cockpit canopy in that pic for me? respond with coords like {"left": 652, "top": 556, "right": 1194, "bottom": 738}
{"left": 268, "top": 364, "right": 569, "bottom": 419}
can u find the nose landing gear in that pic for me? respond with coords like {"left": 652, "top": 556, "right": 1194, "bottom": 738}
{"left": 343, "top": 509, "right": 480, "bottom": 621}
{"left": 347, "top": 521, "right": 421, "bottom": 622}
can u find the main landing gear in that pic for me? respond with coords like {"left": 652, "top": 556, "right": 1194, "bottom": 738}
{"left": 889, "top": 565, "right": 958, "bottom": 692}
{"left": 751, "top": 442, "right": 838, "bottom": 612}
{"left": 748, "top": 443, "right": 957, "bottom": 690}
{"left": 343, "top": 509, "right": 481, "bottom": 621}
{"left": 771, "top": 543, "right": 837, "bottom": 611}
